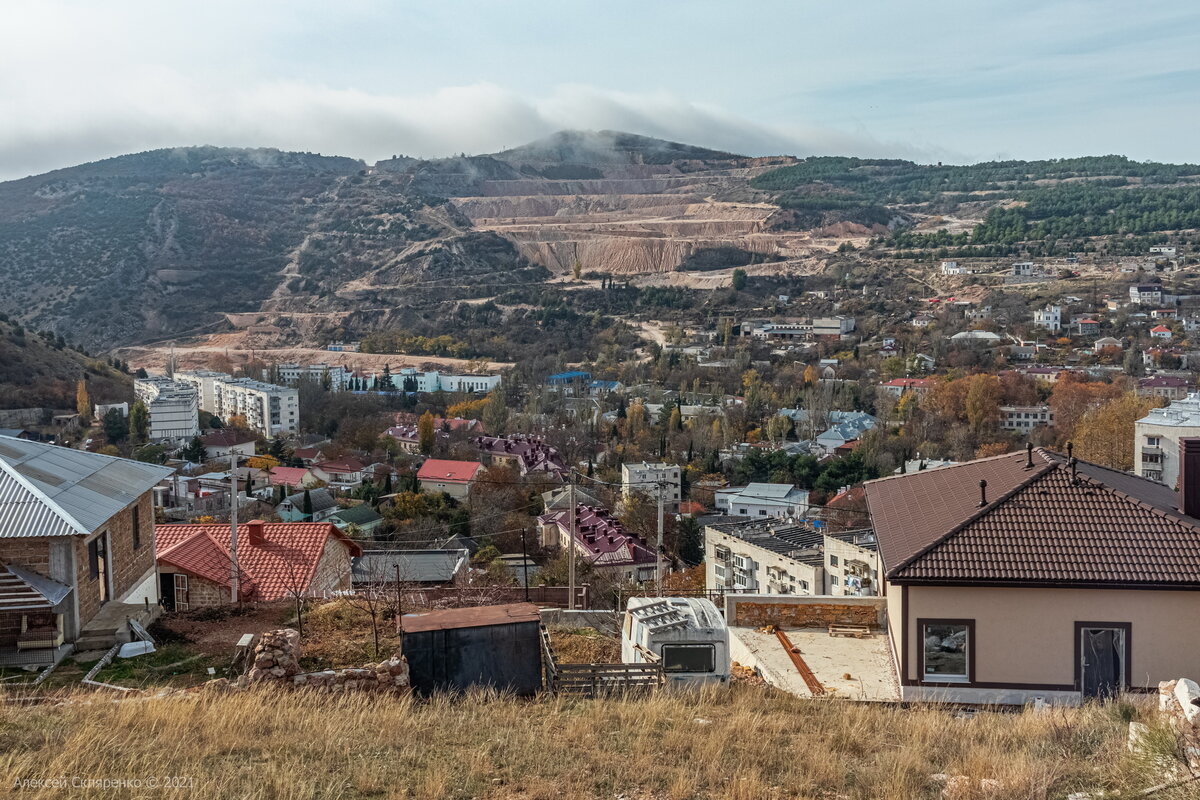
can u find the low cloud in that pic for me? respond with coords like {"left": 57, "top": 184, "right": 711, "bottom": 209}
{"left": 0, "top": 78, "right": 938, "bottom": 180}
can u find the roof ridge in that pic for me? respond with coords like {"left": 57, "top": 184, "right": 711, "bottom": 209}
{"left": 887, "top": 461, "right": 1057, "bottom": 578}
{"left": 0, "top": 458, "right": 89, "bottom": 535}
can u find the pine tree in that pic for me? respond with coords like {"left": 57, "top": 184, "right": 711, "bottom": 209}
{"left": 302, "top": 488, "right": 314, "bottom": 520}
{"left": 129, "top": 400, "right": 150, "bottom": 443}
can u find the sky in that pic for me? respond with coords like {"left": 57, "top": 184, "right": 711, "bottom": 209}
{"left": 2, "top": 0, "right": 1199, "bottom": 180}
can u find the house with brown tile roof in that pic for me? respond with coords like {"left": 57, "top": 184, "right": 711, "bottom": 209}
{"left": 865, "top": 442, "right": 1200, "bottom": 706}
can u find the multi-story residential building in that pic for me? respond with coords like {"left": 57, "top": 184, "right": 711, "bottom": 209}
{"left": 176, "top": 371, "right": 298, "bottom": 437}
{"left": 133, "top": 377, "right": 200, "bottom": 442}
{"left": 704, "top": 519, "right": 879, "bottom": 597}
{"left": 999, "top": 405, "right": 1055, "bottom": 432}
{"left": 621, "top": 462, "right": 681, "bottom": 512}
{"left": 713, "top": 483, "right": 809, "bottom": 518}
{"left": 1138, "top": 376, "right": 1192, "bottom": 402}
{"left": 1134, "top": 393, "right": 1200, "bottom": 485}
{"left": 274, "top": 363, "right": 348, "bottom": 390}
{"left": 472, "top": 434, "right": 567, "bottom": 481}
{"left": 1130, "top": 284, "right": 1164, "bottom": 305}
{"left": 1033, "top": 304, "right": 1063, "bottom": 333}
{"left": 394, "top": 368, "right": 501, "bottom": 394}
{"left": 537, "top": 503, "right": 666, "bottom": 584}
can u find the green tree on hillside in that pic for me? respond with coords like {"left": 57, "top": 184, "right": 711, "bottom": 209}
{"left": 102, "top": 408, "right": 128, "bottom": 444}
{"left": 731, "top": 269, "right": 748, "bottom": 291}
{"left": 129, "top": 400, "right": 150, "bottom": 443}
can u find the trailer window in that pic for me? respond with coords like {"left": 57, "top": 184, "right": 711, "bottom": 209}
{"left": 661, "top": 644, "right": 716, "bottom": 673}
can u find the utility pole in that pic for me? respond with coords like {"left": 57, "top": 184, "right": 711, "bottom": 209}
{"left": 567, "top": 479, "right": 577, "bottom": 610}
{"left": 521, "top": 527, "right": 530, "bottom": 603}
{"left": 656, "top": 479, "right": 665, "bottom": 597}
{"left": 394, "top": 563, "right": 403, "bottom": 641}
{"left": 229, "top": 452, "right": 239, "bottom": 603}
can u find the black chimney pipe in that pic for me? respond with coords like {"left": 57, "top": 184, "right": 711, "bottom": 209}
{"left": 978, "top": 479, "right": 988, "bottom": 507}
{"left": 1025, "top": 442, "right": 1034, "bottom": 469}
{"left": 1179, "top": 438, "right": 1200, "bottom": 518}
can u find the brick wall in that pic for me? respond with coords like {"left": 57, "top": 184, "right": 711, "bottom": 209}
{"left": 73, "top": 490, "right": 157, "bottom": 626}
{"left": 732, "top": 600, "right": 881, "bottom": 628}
{"left": 160, "top": 571, "right": 229, "bottom": 608}
{"left": 0, "top": 539, "right": 51, "bottom": 575}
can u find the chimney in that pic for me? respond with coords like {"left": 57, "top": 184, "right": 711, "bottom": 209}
{"left": 978, "top": 479, "right": 988, "bottom": 507}
{"left": 246, "top": 519, "right": 265, "bottom": 544}
{"left": 1179, "top": 439, "right": 1200, "bottom": 517}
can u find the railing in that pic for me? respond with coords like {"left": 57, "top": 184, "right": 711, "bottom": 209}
{"left": 332, "top": 584, "right": 589, "bottom": 609}
{"left": 549, "top": 663, "right": 664, "bottom": 696}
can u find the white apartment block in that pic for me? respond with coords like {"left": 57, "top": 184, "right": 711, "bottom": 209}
{"left": 999, "top": 405, "right": 1055, "bottom": 432}
{"left": 714, "top": 483, "right": 809, "bottom": 519}
{"left": 274, "top": 363, "right": 348, "bottom": 390}
{"left": 705, "top": 521, "right": 880, "bottom": 597}
{"left": 134, "top": 377, "right": 200, "bottom": 442}
{"left": 395, "top": 368, "right": 501, "bottom": 394}
{"left": 1135, "top": 393, "right": 1200, "bottom": 486}
{"left": 621, "top": 461, "right": 682, "bottom": 512}
{"left": 176, "top": 371, "right": 299, "bottom": 437}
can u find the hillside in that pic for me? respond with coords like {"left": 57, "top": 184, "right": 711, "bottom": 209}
{"left": 5, "top": 134, "right": 1200, "bottom": 358}
{"left": 0, "top": 685, "right": 1174, "bottom": 800}
{"left": 0, "top": 317, "right": 131, "bottom": 410}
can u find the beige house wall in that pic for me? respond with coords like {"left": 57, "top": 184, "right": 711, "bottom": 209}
{"left": 901, "top": 584, "right": 1200, "bottom": 689}
{"left": 310, "top": 537, "right": 354, "bottom": 595}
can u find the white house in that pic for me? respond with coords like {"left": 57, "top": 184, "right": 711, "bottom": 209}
{"left": 999, "top": 405, "right": 1055, "bottom": 432}
{"left": 714, "top": 483, "right": 809, "bottom": 518}
{"left": 1033, "top": 304, "right": 1063, "bottom": 333}
{"left": 621, "top": 462, "right": 682, "bottom": 512}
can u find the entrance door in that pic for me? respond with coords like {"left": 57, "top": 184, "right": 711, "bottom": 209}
{"left": 173, "top": 574, "right": 190, "bottom": 611}
{"left": 1081, "top": 626, "right": 1126, "bottom": 697}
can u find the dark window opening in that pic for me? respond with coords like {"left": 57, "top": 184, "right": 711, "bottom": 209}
{"left": 661, "top": 644, "right": 716, "bottom": 673}
{"left": 132, "top": 503, "right": 141, "bottom": 550}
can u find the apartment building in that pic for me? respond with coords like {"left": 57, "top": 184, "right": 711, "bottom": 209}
{"left": 704, "top": 519, "right": 879, "bottom": 597}
{"left": 176, "top": 371, "right": 299, "bottom": 437}
{"left": 395, "top": 368, "right": 501, "bottom": 394}
{"left": 621, "top": 461, "right": 682, "bottom": 512}
{"left": 133, "top": 377, "right": 200, "bottom": 442}
{"left": 274, "top": 363, "right": 348, "bottom": 390}
{"left": 1135, "top": 393, "right": 1200, "bottom": 485}
{"left": 999, "top": 405, "right": 1055, "bottom": 432}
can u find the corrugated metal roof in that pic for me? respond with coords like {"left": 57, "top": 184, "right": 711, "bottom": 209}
{"left": 0, "top": 436, "right": 173, "bottom": 537}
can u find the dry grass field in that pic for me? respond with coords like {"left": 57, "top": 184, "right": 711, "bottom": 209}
{"left": 1, "top": 685, "right": 1192, "bottom": 800}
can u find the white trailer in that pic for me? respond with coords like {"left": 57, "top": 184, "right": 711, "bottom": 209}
{"left": 620, "top": 597, "right": 730, "bottom": 685}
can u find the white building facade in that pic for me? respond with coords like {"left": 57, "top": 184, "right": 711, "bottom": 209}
{"left": 999, "top": 405, "right": 1055, "bottom": 432}
{"left": 714, "top": 483, "right": 809, "bottom": 518}
{"left": 621, "top": 462, "right": 682, "bottom": 512}
{"left": 134, "top": 377, "right": 200, "bottom": 442}
{"left": 176, "top": 371, "right": 299, "bottom": 437}
{"left": 1135, "top": 393, "right": 1200, "bottom": 486}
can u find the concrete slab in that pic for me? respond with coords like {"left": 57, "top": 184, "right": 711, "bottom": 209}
{"left": 730, "top": 625, "right": 899, "bottom": 701}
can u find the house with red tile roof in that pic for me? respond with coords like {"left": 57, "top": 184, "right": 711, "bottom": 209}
{"left": 1151, "top": 324, "right": 1174, "bottom": 339}
{"left": 537, "top": 504, "right": 667, "bottom": 583}
{"left": 311, "top": 458, "right": 368, "bottom": 490}
{"left": 865, "top": 443, "right": 1200, "bottom": 706}
{"left": 155, "top": 520, "right": 362, "bottom": 609}
{"left": 471, "top": 434, "right": 567, "bottom": 481}
{"left": 416, "top": 459, "right": 484, "bottom": 500}
{"left": 268, "top": 465, "right": 320, "bottom": 490}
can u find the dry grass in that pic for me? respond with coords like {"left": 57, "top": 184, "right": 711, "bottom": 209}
{"left": 548, "top": 626, "right": 621, "bottom": 664}
{"left": 0, "top": 685, "right": 1187, "bottom": 800}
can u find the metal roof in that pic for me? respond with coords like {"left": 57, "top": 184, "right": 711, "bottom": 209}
{"left": 401, "top": 602, "right": 541, "bottom": 633}
{"left": 0, "top": 436, "right": 173, "bottom": 537}
{"left": 352, "top": 549, "right": 468, "bottom": 584}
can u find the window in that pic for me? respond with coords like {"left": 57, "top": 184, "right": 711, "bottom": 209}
{"left": 87, "top": 538, "right": 101, "bottom": 581}
{"left": 829, "top": 554, "right": 839, "bottom": 567}
{"left": 132, "top": 503, "right": 141, "bottom": 550}
{"left": 1147, "top": 437, "right": 1161, "bottom": 447}
{"left": 661, "top": 644, "right": 716, "bottom": 673}
{"left": 830, "top": 576, "right": 838, "bottom": 586}
{"left": 921, "top": 621, "right": 971, "bottom": 682}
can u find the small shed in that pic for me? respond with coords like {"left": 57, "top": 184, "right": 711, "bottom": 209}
{"left": 401, "top": 603, "right": 543, "bottom": 696}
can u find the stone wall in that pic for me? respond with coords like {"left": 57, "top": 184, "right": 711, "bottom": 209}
{"left": 1158, "top": 678, "right": 1200, "bottom": 771}
{"left": 727, "top": 595, "right": 887, "bottom": 629}
{"left": 238, "top": 628, "right": 409, "bottom": 693}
